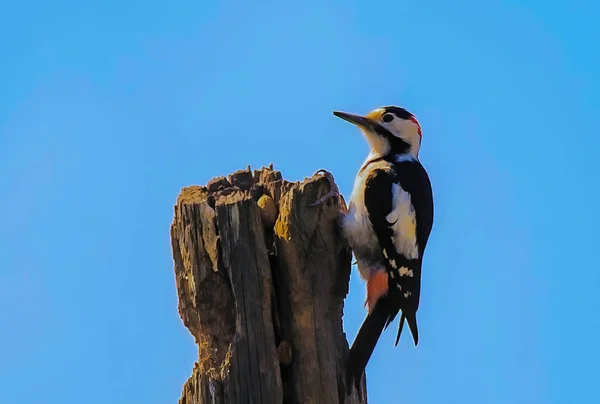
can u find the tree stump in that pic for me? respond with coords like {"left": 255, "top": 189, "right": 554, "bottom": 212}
{"left": 170, "top": 164, "right": 367, "bottom": 404}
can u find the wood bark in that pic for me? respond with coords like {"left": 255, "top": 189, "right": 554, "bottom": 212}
{"left": 170, "top": 165, "right": 367, "bottom": 404}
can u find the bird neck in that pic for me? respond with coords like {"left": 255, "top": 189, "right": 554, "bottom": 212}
{"left": 359, "top": 150, "right": 417, "bottom": 175}
{"left": 366, "top": 149, "right": 418, "bottom": 163}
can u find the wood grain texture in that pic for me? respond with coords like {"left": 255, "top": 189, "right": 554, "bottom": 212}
{"left": 171, "top": 165, "right": 367, "bottom": 404}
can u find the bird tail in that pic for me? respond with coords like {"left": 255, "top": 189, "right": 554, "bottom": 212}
{"left": 345, "top": 298, "right": 396, "bottom": 396}
{"left": 394, "top": 311, "right": 419, "bottom": 347}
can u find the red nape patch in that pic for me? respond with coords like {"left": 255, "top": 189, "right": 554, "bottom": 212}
{"left": 409, "top": 116, "right": 422, "bottom": 137}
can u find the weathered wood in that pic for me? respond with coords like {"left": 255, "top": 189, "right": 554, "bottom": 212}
{"left": 171, "top": 165, "right": 367, "bottom": 404}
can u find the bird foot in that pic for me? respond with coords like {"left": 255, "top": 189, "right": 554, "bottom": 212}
{"left": 309, "top": 190, "right": 340, "bottom": 207}
{"left": 309, "top": 169, "right": 342, "bottom": 207}
{"left": 309, "top": 170, "right": 348, "bottom": 225}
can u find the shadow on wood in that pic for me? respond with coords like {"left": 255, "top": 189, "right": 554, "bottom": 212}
{"left": 170, "top": 164, "right": 367, "bottom": 404}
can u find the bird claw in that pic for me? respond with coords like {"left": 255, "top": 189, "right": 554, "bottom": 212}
{"left": 310, "top": 170, "right": 350, "bottom": 229}
{"left": 309, "top": 189, "right": 340, "bottom": 207}
{"left": 309, "top": 169, "right": 341, "bottom": 207}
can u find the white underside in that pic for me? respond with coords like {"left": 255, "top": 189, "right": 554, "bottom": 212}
{"left": 343, "top": 153, "right": 419, "bottom": 280}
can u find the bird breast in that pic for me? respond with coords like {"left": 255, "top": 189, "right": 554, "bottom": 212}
{"left": 342, "top": 160, "right": 387, "bottom": 275}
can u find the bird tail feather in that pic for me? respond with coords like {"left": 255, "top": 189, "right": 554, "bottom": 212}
{"left": 345, "top": 298, "right": 394, "bottom": 396}
{"left": 395, "top": 311, "right": 419, "bottom": 346}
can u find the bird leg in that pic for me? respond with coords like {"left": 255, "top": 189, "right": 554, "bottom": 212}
{"left": 309, "top": 169, "right": 342, "bottom": 207}
{"left": 309, "top": 170, "right": 348, "bottom": 227}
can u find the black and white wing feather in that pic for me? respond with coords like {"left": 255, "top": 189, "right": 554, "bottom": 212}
{"left": 363, "top": 160, "right": 434, "bottom": 345}
{"left": 344, "top": 159, "right": 434, "bottom": 397}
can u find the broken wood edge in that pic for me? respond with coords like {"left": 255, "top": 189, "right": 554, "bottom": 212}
{"left": 171, "top": 164, "right": 367, "bottom": 404}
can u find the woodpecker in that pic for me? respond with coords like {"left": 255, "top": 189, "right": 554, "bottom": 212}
{"left": 330, "top": 105, "right": 434, "bottom": 396}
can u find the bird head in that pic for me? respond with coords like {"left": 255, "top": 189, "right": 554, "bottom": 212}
{"left": 333, "top": 106, "right": 422, "bottom": 158}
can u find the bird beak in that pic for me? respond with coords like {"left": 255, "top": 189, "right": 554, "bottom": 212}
{"left": 333, "top": 111, "right": 378, "bottom": 130}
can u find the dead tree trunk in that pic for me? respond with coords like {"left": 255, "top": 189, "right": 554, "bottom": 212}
{"left": 170, "top": 165, "right": 367, "bottom": 404}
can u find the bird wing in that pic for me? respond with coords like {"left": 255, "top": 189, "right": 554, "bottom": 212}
{"left": 392, "top": 160, "right": 434, "bottom": 261}
{"left": 345, "top": 162, "right": 434, "bottom": 396}
{"left": 363, "top": 161, "right": 434, "bottom": 345}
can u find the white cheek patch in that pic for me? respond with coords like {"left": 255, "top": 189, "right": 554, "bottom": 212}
{"left": 385, "top": 183, "right": 419, "bottom": 259}
{"left": 385, "top": 119, "right": 422, "bottom": 155}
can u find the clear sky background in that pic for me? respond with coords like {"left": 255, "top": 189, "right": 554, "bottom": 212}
{"left": 1, "top": 1, "right": 599, "bottom": 403}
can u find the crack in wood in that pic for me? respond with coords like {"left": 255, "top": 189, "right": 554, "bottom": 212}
{"left": 171, "top": 165, "right": 367, "bottom": 404}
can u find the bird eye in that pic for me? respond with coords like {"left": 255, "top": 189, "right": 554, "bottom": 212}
{"left": 382, "top": 113, "right": 394, "bottom": 123}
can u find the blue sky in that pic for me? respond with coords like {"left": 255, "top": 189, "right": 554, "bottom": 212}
{"left": 1, "top": 1, "right": 599, "bottom": 403}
